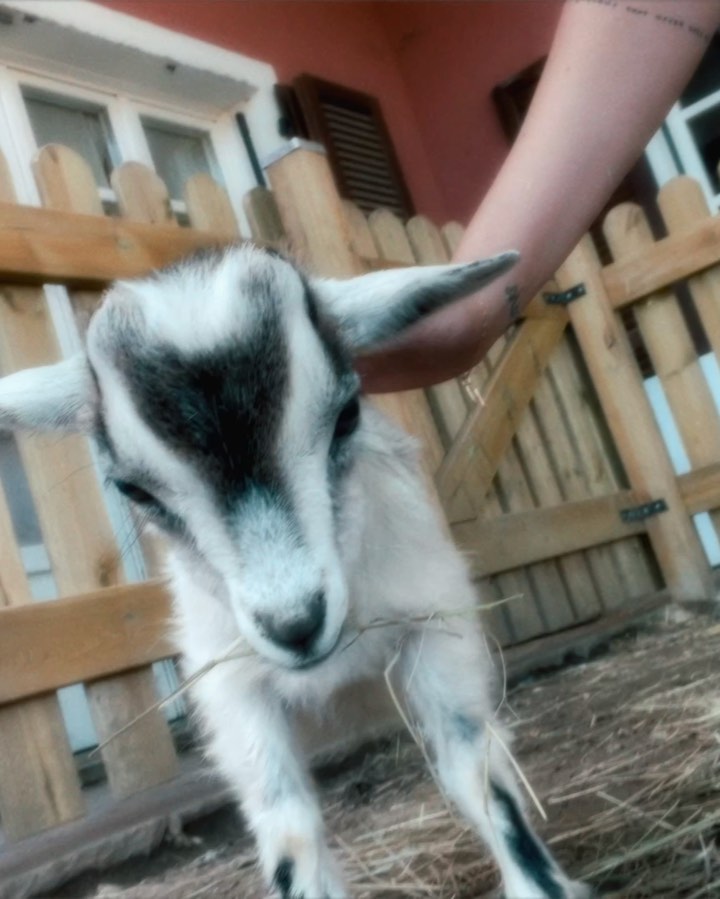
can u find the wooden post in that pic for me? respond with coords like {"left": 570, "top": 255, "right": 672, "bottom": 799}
{"left": 557, "top": 235, "right": 712, "bottom": 601}
{"left": 31, "top": 145, "right": 178, "bottom": 798}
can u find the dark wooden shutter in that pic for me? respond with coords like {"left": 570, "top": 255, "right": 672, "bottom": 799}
{"left": 275, "top": 75, "right": 415, "bottom": 218}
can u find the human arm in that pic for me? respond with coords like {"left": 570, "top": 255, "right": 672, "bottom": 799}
{"left": 358, "top": 0, "right": 720, "bottom": 394}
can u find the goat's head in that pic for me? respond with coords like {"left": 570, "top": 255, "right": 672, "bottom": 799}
{"left": 0, "top": 245, "right": 516, "bottom": 669}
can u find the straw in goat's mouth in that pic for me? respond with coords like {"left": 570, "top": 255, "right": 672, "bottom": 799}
{"left": 91, "top": 595, "right": 522, "bottom": 759}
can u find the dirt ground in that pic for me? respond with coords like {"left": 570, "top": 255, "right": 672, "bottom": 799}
{"left": 49, "top": 613, "right": 720, "bottom": 899}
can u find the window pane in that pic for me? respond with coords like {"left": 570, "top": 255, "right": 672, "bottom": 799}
{"left": 0, "top": 434, "right": 43, "bottom": 546}
{"left": 23, "top": 91, "right": 117, "bottom": 188}
{"left": 687, "top": 105, "right": 720, "bottom": 193}
{"left": 143, "top": 120, "right": 220, "bottom": 200}
{"left": 681, "top": 32, "right": 720, "bottom": 108}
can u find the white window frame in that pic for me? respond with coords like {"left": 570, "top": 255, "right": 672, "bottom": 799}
{"left": 646, "top": 88, "right": 720, "bottom": 210}
{"left": 0, "top": 66, "right": 266, "bottom": 231}
{"left": 0, "top": 0, "right": 282, "bottom": 220}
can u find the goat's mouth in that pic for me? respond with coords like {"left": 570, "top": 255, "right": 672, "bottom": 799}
{"left": 287, "top": 628, "right": 344, "bottom": 671}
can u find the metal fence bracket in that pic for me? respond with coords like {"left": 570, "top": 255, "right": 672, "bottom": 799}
{"left": 543, "top": 283, "right": 587, "bottom": 305}
{"left": 620, "top": 498, "right": 668, "bottom": 523}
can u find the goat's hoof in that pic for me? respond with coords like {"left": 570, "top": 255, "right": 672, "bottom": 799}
{"left": 272, "top": 855, "right": 347, "bottom": 899}
{"left": 274, "top": 857, "right": 294, "bottom": 898}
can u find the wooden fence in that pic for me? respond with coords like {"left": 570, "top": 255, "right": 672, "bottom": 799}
{"left": 0, "top": 138, "right": 717, "bottom": 857}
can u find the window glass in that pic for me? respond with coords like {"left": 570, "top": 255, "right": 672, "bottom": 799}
{"left": 0, "top": 434, "right": 43, "bottom": 546}
{"left": 681, "top": 32, "right": 720, "bottom": 108}
{"left": 143, "top": 119, "right": 220, "bottom": 200}
{"left": 687, "top": 105, "right": 720, "bottom": 194}
{"left": 23, "top": 90, "right": 118, "bottom": 188}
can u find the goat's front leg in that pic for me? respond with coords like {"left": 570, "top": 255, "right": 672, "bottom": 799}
{"left": 397, "top": 628, "right": 590, "bottom": 899}
{"left": 195, "top": 673, "right": 346, "bottom": 899}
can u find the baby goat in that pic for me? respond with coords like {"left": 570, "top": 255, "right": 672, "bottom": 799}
{"left": 0, "top": 246, "right": 588, "bottom": 899}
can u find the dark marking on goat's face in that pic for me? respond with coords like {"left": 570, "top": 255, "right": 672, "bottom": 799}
{"left": 491, "top": 782, "right": 564, "bottom": 899}
{"left": 88, "top": 246, "right": 359, "bottom": 668}
{"left": 106, "top": 249, "right": 357, "bottom": 517}
{"left": 117, "top": 312, "right": 288, "bottom": 510}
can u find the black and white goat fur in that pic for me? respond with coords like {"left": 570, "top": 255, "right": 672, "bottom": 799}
{"left": 0, "top": 246, "right": 589, "bottom": 899}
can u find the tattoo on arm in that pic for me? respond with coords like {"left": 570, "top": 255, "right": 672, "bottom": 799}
{"left": 505, "top": 284, "right": 520, "bottom": 322}
{"left": 573, "top": 1, "right": 713, "bottom": 44}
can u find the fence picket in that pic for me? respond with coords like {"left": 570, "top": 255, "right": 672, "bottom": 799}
{"left": 110, "top": 162, "right": 179, "bottom": 578}
{"left": 343, "top": 206, "right": 450, "bottom": 480}
{"left": 604, "top": 202, "right": 720, "bottom": 547}
{"left": 243, "top": 185, "right": 287, "bottom": 248}
{"left": 406, "top": 214, "right": 449, "bottom": 263}
{"left": 342, "top": 200, "right": 379, "bottom": 260}
{"left": 493, "top": 433, "right": 577, "bottom": 630}
{"left": 33, "top": 144, "right": 102, "bottom": 334}
{"left": 386, "top": 213, "right": 517, "bottom": 642}
{"left": 468, "top": 337, "right": 542, "bottom": 644}
{"left": 544, "top": 339, "right": 658, "bottom": 605}
{"left": 440, "top": 222, "right": 464, "bottom": 257}
{"left": 510, "top": 382, "right": 602, "bottom": 622}
{"left": 658, "top": 177, "right": 720, "bottom": 375}
{"left": 111, "top": 162, "right": 176, "bottom": 226}
{"left": 406, "top": 213, "right": 579, "bottom": 633}
{"left": 31, "top": 144, "right": 178, "bottom": 798}
{"left": 185, "top": 172, "right": 238, "bottom": 235}
{"left": 558, "top": 234, "right": 712, "bottom": 601}
{"left": 429, "top": 215, "right": 598, "bottom": 624}
{"left": 405, "top": 215, "right": 471, "bottom": 446}
{"left": 367, "top": 209, "right": 415, "bottom": 264}
{"left": 0, "top": 334, "right": 86, "bottom": 841}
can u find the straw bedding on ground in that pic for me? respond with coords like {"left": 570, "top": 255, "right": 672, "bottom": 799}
{"left": 64, "top": 613, "right": 719, "bottom": 899}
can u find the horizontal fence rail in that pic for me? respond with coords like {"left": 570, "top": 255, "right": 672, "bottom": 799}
{"left": 0, "top": 583, "right": 173, "bottom": 706}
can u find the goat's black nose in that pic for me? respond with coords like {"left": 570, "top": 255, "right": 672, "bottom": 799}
{"left": 258, "top": 591, "right": 326, "bottom": 655}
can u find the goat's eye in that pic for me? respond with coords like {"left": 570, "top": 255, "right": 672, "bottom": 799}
{"left": 114, "top": 480, "right": 158, "bottom": 507}
{"left": 333, "top": 396, "right": 360, "bottom": 440}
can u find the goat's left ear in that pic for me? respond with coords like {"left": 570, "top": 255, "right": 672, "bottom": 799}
{"left": 0, "top": 353, "right": 97, "bottom": 434}
{"left": 313, "top": 251, "right": 518, "bottom": 350}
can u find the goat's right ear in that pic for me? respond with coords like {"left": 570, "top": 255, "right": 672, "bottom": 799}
{"left": 0, "top": 353, "right": 97, "bottom": 433}
{"left": 312, "top": 252, "right": 518, "bottom": 350}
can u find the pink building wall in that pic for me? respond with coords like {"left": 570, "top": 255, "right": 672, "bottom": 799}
{"left": 100, "top": 1, "right": 562, "bottom": 223}
{"left": 376, "top": 2, "right": 562, "bottom": 221}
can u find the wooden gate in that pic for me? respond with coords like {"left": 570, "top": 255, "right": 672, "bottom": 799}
{"left": 0, "top": 138, "right": 717, "bottom": 879}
